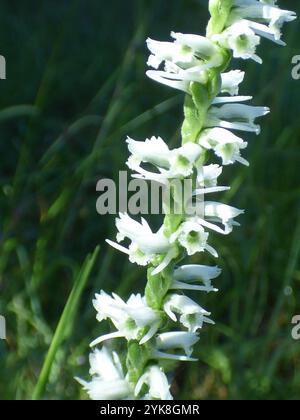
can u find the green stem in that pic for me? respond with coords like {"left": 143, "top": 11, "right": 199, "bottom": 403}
{"left": 126, "top": 0, "right": 234, "bottom": 392}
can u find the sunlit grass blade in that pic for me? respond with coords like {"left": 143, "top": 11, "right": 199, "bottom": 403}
{"left": 32, "top": 246, "right": 100, "bottom": 400}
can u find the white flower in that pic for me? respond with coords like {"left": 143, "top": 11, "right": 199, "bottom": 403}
{"left": 147, "top": 32, "right": 223, "bottom": 71}
{"left": 221, "top": 70, "right": 245, "bottom": 96}
{"left": 106, "top": 242, "right": 157, "bottom": 267}
{"left": 244, "top": 19, "right": 285, "bottom": 45}
{"left": 107, "top": 214, "right": 171, "bottom": 266}
{"left": 135, "top": 366, "right": 173, "bottom": 400}
{"left": 164, "top": 294, "right": 214, "bottom": 332}
{"left": 172, "top": 264, "right": 221, "bottom": 292}
{"left": 128, "top": 138, "right": 203, "bottom": 181}
{"left": 170, "top": 220, "right": 218, "bottom": 257}
{"left": 206, "top": 103, "right": 270, "bottom": 134}
{"left": 77, "top": 347, "right": 132, "bottom": 400}
{"left": 169, "top": 201, "right": 242, "bottom": 238}
{"left": 126, "top": 136, "right": 171, "bottom": 169}
{"left": 146, "top": 38, "right": 197, "bottom": 70}
{"left": 91, "top": 292, "right": 161, "bottom": 346}
{"left": 199, "top": 127, "right": 249, "bottom": 166}
{"left": 156, "top": 331, "right": 200, "bottom": 357}
{"left": 170, "top": 143, "right": 203, "bottom": 176}
{"left": 197, "top": 164, "right": 223, "bottom": 188}
{"left": 194, "top": 164, "right": 230, "bottom": 197}
{"left": 128, "top": 243, "right": 154, "bottom": 266}
{"left": 170, "top": 32, "right": 224, "bottom": 68}
{"left": 230, "top": 1, "right": 296, "bottom": 42}
{"left": 146, "top": 31, "right": 225, "bottom": 91}
{"left": 115, "top": 214, "right": 169, "bottom": 253}
{"left": 107, "top": 241, "right": 178, "bottom": 277}
{"left": 214, "top": 21, "right": 262, "bottom": 63}
{"left": 204, "top": 202, "right": 244, "bottom": 234}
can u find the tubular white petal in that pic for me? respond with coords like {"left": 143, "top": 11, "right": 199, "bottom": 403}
{"left": 209, "top": 103, "right": 270, "bottom": 121}
{"left": 90, "top": 332, "right": 124, "bottom": 348}
{"left": 146, "top": 70, "right": 190, "bottom": 93}
{"left": 235, "top": 155, "right": 250, "bottom": 166}
{"left": 139, "top": 321, "right": 160, "bottom": 345}
{"left": 153, "top": 350, "right": 198, "bottom": 362}
{"left": 156, "top": 331, "right": 200, "bottom": 356}
{"left": 205, "top": 202, "right": 245, "bottom": 222}
{"left": 206, "top": 104, "right": 270, "bottom": 135}
{"left": 130, "top": 165, "right": 170, "bottom": 185}
{"left": 174, "top": 264, "right": 222, "bottom": 283}
{"left": 207, "top": 119, "right": 261, "bottom": 134}
{"left": 245, "top": 19, "right": 286, "bottom": 45}
{"left": 205, "top": 244, "right": 219, "bottom": 258}
{"left": 197, "top": 217, "right": 230, "bottom": 235}
{"left": 212, "top": 96, "right": 252, "bottom": 104}
{"left": 106, "top": 239, "right": 130, "bottom": 255}
{"left": 152, "top": 247, "right": 178, "bottom": 276}
{"left": 171, "top": 280, "right": 218, "bottom": 293}
{"left": 193, "top": 186, "right": 230, "bottom": 196}
{"left": 164, "top": 304, "right": 177, "bottom": 322}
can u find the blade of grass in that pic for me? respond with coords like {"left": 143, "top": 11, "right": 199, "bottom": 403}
{"left": 12, "top": 0, "right": 81, "bottom": 198}
{"left": 32, "top": 245, "right": 100, "bottom": 400}
{"left": 0, "top": 105, "right": 38, "bottom": 122}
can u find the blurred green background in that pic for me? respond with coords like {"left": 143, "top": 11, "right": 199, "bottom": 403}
{"left": 0, "top": 0, "right": 300, "bottom": 400}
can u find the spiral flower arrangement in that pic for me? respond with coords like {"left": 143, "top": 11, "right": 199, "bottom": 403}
{"left": 78, "top": 0, "right": 296, "bottom": 400}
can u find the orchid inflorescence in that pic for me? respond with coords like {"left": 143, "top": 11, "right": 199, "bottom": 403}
{"left": 78, "top": 0, "right": 296, "bottom": 400}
